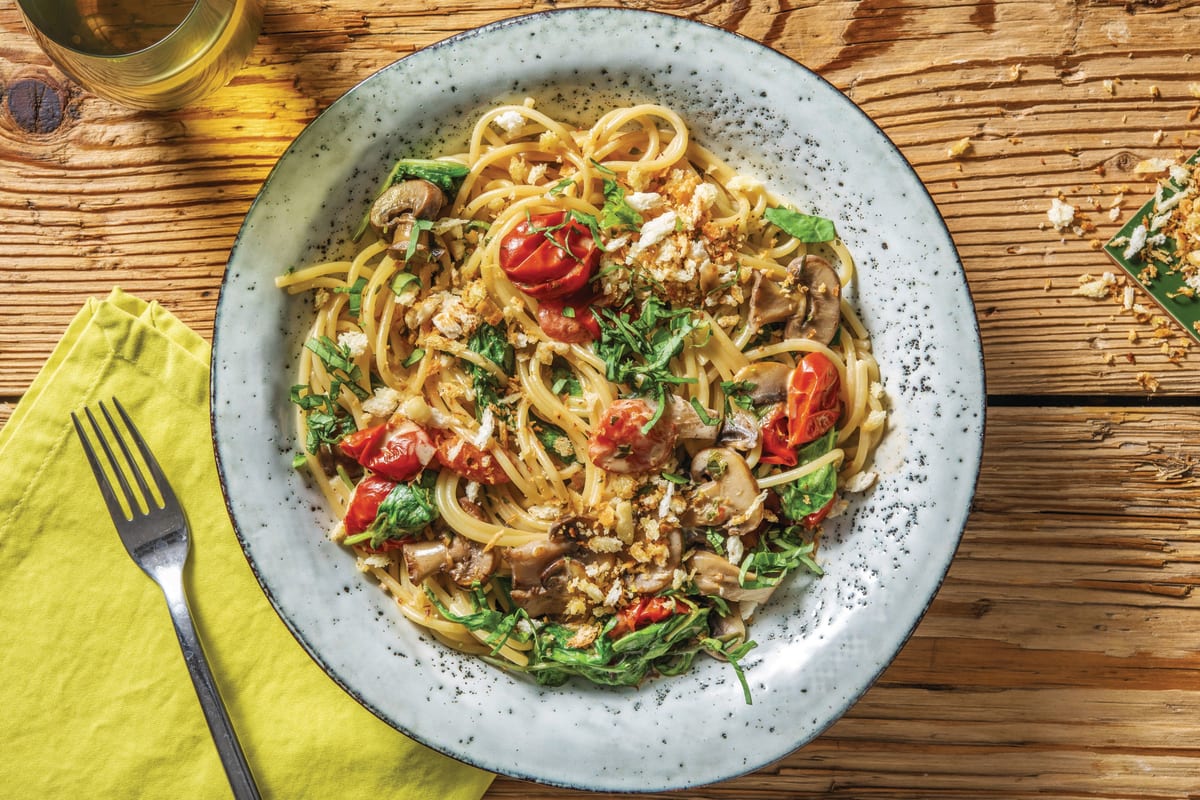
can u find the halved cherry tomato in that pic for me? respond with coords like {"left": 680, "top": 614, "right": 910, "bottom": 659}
{"left": 802, "top": 496, "right": 836, "bottom": 529}
{"left": 499, "top": 211, "right": 601, "bottom": 300}
{"left": 608, "top": 596, "right": 679, "bottom": 639}
{"left": 343, "top": 475, "right": 396, "bottom": 536}
{"left": 758, "top": 404, "right": 797, "bottom": 467}
{"left": 435, "top": 434, "right": 511, "bottom": 485}
{"left": 587, "top": 398, "right": 677, "bottom": 474}
{"left": 339, "top": 419, "right": 437, "bottom": 482}
{"left": 786, "top": 353, "right": 841, "bottom": 447}
{"left": 537, "top": 295, "right": 601, "bottom": 343}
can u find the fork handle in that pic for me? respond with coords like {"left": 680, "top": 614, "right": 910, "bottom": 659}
{"left": 158, "top": 566, "right": 263, "bottom": 800}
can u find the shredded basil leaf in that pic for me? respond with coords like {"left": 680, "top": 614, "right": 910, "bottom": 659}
{"left": 402, "top": 348, "right": 425, "bottom": 368}
{"left": 599, "top": 178, "right": 643, "bottom": 231}
{"left": 390, "top": 271, "right": 421, "bottom": 296}
{"left": 332, "top": 277, "right": 368, "bottom": 318}
{"left": 592, "top": 296, "right": 702, "bottom": 432}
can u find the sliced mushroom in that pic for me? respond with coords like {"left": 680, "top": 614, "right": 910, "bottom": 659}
{"left": 447, "top": 536, "right": 498, "bottom": 587}
{"left": 708, "top": 602, "right": 747, "bottom": 653}
{"left": 716, "top": 407, "right": 759, "bottom": 451}
{"left": 689, "top": 550, "right": 776, "bottom": 604}
{"left": 667, "top": 394, "right": 719, "bottom": 443}
{"left": 785, "top": 254, "right": 841, "bottom": 344}
{"left": 369, "top": 179, "right": 446, "bottom": 260}
{"left": 746, "top": 269, "right": 800, "bottom": 332}
{"left": 401, "top": 540, "right": 451, "bottom": 584}
{"left": 401, "top": 535, "right": 498, "bottom": 586}
{"left": 510, "top": 556, "right": 587, "bottom": 618}
{"left": 504, "top": 538, "right": 575, "bottom": 589}
{"left": 730, "top": 361, "right": 792, "bottom": 406}
{"left": 627, "top": 527, "right": 683, "bottom": 595}
{"left": 683, "top": 448, "right": 766, "bottom": 534}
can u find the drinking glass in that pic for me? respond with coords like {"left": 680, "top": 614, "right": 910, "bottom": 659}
{"left": 15, "top": 0, "right": 264, "bottom": 110}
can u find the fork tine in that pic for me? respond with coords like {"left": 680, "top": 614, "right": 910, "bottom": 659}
{"left": 111, "top": 397, "right": 179, "bottom": 509}
{"left": 98, "top": 399, "right": 161, "bottom": 511}
{"left": 71, "top": 407, "right": 135, "bottom": 523}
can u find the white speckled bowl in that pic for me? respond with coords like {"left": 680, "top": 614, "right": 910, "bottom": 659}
{"left": 212, "top": 8, "right": 984, "bottom": 792}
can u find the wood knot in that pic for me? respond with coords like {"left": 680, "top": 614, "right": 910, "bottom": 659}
{"left": 6, "top": 78, "right": 65, "bottom": 135}
{"left": 1109, "top": 151, "right": 1141, "bottom": 173}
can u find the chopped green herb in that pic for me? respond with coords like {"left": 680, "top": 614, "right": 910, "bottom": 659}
{"left": 660, "top": 471, "right": 689, "bottom": 485}
{"left": 291, "top": 453, "right": 308, "bottom": 470}
{"left": 389, "top": 271, "right": 421, "bottom": 296}
{"left": 598, "top": 175, "right": 643, "bottom": 231}
{"left": 404, "top": 218, "right": 435, "bottom": 263}
{"left": 550, "top": 357, "right": 582, "bottom": 397}
{"left": 592, "top": 296, "right": 703, "bottom": 432}
{"left": 689, "top": 397, "right": 718, "bottom": 426}
{"left": 547, "top": 177, "right": 576, "bottom": 197}
{"left": 332, "top": 277, "right": 369, "bottom": 318}
{"left": 402, "top": 348, "right": 426, "bottom": 368}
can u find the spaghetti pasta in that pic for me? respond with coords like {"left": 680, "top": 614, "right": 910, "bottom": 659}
{"left": 276, "top": 100, "right": 887, "bottom": 697}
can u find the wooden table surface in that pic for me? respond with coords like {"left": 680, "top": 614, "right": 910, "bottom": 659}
{"left": 5, "top": 1, "right": 1200, "bottom": 797}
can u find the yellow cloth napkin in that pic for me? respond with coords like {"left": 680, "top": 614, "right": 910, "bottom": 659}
{"left": 0, "top": 288, "right": 494, "bottom": 800}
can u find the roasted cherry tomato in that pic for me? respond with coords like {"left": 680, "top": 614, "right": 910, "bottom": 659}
{"left": 537, "top": 295, "right": 601, "bottom": 343}
{"left": 758, "top": 404, "right": 798, "bottom": 467}
{"left": 587, "top": 398, "right": 677, "bottom": 474}
{"left": 802, "top": 496, "right": 836, "bottom": 529}
{"left": 343, "top": 475, "right": 396, "bottom": 536}
{"left": 339, "top": 419, "right": 437, "bottom": 482}
{"left": 499, "top": 211, "right": 601, "bottom": 300}
{"left": 608, "top": 596, "right": 679, "bottom": 639}
{"left": 435, "top": 434, "right": 511, "bottom": 485}
{"left": 786, "top": 353, "right": 842, "bottom": 447}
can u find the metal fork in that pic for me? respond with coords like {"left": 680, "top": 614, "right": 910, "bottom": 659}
{"left": 72, "top": 398, "right": 262, "bottom": 800}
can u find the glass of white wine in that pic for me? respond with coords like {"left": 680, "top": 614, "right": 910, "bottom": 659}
{"left": 16, "top": 0, "right": 264, "bottom": 110}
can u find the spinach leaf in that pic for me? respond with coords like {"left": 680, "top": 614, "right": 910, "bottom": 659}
{"left": 346, "top": 472, "right": 438, "bottom": 548}
{"left": 763, "top": 206, "right": 837, "bottom": 243}
{"left": 530, "top": 415, "right": 576, "bottom": 464}
{"left": 465, "top": 321, "right": 514, "bottom": 420}
{"left": 549, "top": 356, "right": 582, "bottom": 397}
{"left": 776, "top": 429, "right": 838, "bottom": 521}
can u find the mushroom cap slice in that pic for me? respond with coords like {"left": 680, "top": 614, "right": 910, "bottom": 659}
{"left": 683, "top": 447, "right": 766, "bottom": 534}
{"left": 689, "top": 550, "right": 776, "bottom": 604}
{"left": 369, "top": 179, "right": 446, "bottom": 238}
{"left": 730, "top": 361, "right": 793, "bottom": 406}
{"left": 746, "top": 269, "right": 799, "bottom": 331}
{"left": 785, "top": 254, "right": 841, "bottom": 345}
